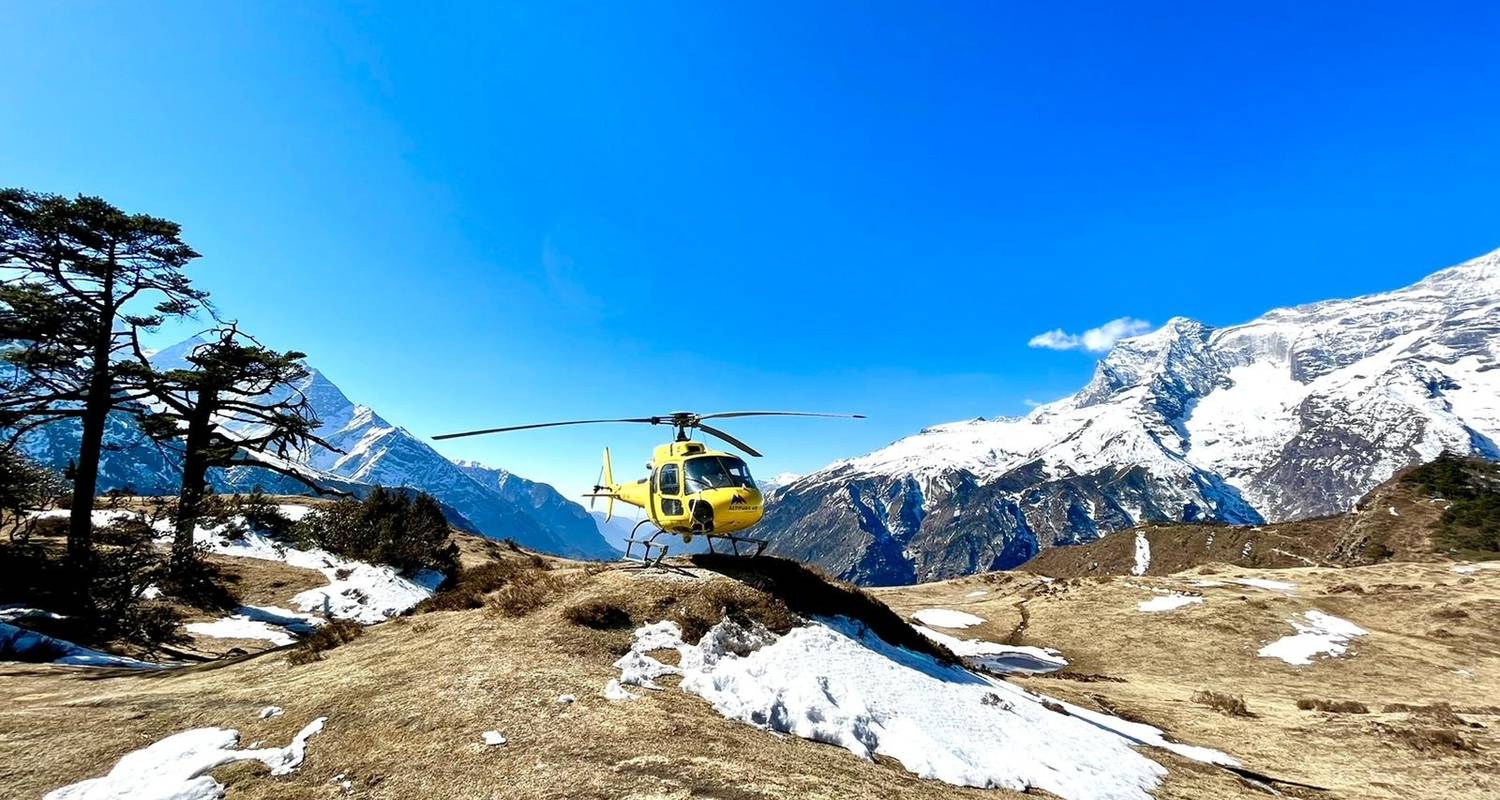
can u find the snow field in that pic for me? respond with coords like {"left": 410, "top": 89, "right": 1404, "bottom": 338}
{"left": 43, "top": 717, "right": 326, "bottom": 800}
{"left": 1258, "top": 610, "right": 1368, "bottom": 666}
{"left": 0, "top": 622, "right": 160, "bottom": 669}
{"left": 609, "top": 617, "right": 1236, "bottom": 800}
{"left": 1231, "top": 577, "right": 1297, "bottom": 593}
{"left": 911, "top": 608, "right": 985, "bottom": 628}
{"left": 913, "top": 625, "right": 1068, "bottom": 674}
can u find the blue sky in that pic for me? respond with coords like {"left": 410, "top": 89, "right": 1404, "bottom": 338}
{"left": 4, "top": 3, "right": 1499, "bottom": 499}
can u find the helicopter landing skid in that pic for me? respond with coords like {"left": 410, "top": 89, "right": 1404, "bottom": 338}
{"left": 703, "top": 532, "right": 769, "bottom": 558}
{"left": 621, "top": 522, "right": 694, "bottom": 576}
{"left": 620, "top": 521, "right": 767, "bottom": 574}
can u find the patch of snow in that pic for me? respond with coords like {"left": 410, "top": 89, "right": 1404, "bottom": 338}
{"left": 1232, "top": 578, "right": 1297, "bottom": 593}
{"left": 1452, "top": 564, "right": 1480, "bottom": 574}
{"left": 140, "top": 586, "right": 162, "bottom": 600}
{"left": 1131, "top": 532, "right": 1150, "bottom": 576}
{"left": 139, "top": 508, "right": 441, "bottom": 624}
{"left": 557, "top": 694, "right": 576, "bottom": 705}
{"left": 481, "top": 731, "right": 507, "bottom": 746}
{"left": 0, "top": 605, "right": 67, "bottom": 623}
{"left": 1388, "top": 506, "right": 1399, "bottom": 517}
{"left": 1258, "top": 611, "right": 1368, "bottom": 666}
{"left": 258, "top": 706, "right": 284, "bottom": 719}
{"left": 1269, "top": 548, "right": 1318, "bottom": 566}
{"left": 0, "top": 621, "right": 160, "bottom": 669}
{"left": 964, "top": 590, "right": 988, "bottom": 598}
{"left": 603, "top": 679, "right": 638, "bottom": 701}
{"left": 186, "top": 617, "right": 297, "bottom": 646}
{"left": 911, "top": 608, "right": 985, "bottom": 628}
{"left": 914, "top": 625, "right": 1068, "bottom": 674}
{"left": 44, "top": 716, "right": 325, "bottom": 800}
{"left": 614, "top": 616, "right": 1235, "bottom": 800}
{"left": 1137, "top": 595, "right": 1204, "bottom": 613}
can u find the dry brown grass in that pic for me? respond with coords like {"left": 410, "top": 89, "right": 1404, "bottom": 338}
{"left": 560, "top": 598, "right": 634, "bottom": 630}
{"left": 414, "top": 555, "right": 555, "bottom": 614}
{"left": 5, "top": 533, "right": 1500, "bottom": 800}
{"left": 1193, "top": 690, "right": 1255, "bottom": 717}
{"left": 1296, "top": 698, "right": 1368, "bottom": 714}
{"left": 487, "top": 570, "right": 568, "bottom": 617}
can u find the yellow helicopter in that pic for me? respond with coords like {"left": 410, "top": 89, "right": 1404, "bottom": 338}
{"left": 433, "top": 411, "right": 863, "bottom": 564}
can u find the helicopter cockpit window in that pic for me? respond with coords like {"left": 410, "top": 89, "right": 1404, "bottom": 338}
{"left": 685, "top": 456, "right": 756, "bottom": 492}
{"left": 658, "top": 463, "right": 680, "bottom": 495}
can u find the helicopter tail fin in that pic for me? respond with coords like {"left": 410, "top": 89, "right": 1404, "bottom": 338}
{"left": 601, "top": 447, "right": 615, "bottom": 522}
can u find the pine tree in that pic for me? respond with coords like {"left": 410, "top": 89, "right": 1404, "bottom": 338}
{"left": 126, "top": 324, "right": 339, "bottom": 567}
{"left": 0, "top": 189, "right": 205, "bottom": 562}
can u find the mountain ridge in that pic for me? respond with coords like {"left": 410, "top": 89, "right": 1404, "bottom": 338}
{"left": 761, "top": 248, "right": 1500, "bottom": 585}
{"left": 19, "top": 341, "right": 617, "bottom": 560}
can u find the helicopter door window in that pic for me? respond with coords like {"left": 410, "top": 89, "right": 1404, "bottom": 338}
{"left": 658, "top": 463, "right": 681, "bottom": 495}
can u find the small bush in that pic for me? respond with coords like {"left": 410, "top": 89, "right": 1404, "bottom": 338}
{"left": 488, "top": 571, "right": 567, "bottom": 617}
{"left": 1297, "top": 698, "right": 1368, "bottom": 714}
{"left": 157, "top": 550, "right": 240, "bottom": 611}
{"left": 1382, "top": 702, "right": 1469, "bottom": 726}
{"left": 414, "top": 558, "right": 551, "bottom": 613}
{"left": 1192, "top": 690, "right": 1254, "bottom": 717}
{"left": 294, "top": 487, "right": 458, "bottom": 575}
{"left": 229, "top": 489, "right": 293, "bottom": 539}
{"left": 668, "top": 580, "right": 800, "bottom": 643}
{"left": 0, "top": 450, "right": 67, "bottom": 542}
{"left": 0, "top": 516, "right": 185, "bottom": 655}
{"left": 1381, "top": 724, "right": 1477, "bottom": 753}
{"left": 288, "top": 618, "right": 363, "bottom": 665}
{"left": 563, "top": 598, "right": 634, "bottom": 630}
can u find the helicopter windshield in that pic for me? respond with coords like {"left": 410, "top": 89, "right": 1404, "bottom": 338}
{"left": 684, "top": 456, "right": 756, "bottom": 492}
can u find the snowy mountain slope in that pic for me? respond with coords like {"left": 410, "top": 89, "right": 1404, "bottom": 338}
{"left": 19, "top": 340, "right": 616, "bottom": 560}
{"left": 763, "top": 248, "right": 1500, "bottom": 585}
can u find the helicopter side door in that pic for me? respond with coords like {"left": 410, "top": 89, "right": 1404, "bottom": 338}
{"left": 654, "top": 461, "right": 687, "bottom": 527}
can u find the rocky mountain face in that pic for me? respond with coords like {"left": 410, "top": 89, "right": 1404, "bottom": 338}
{"left": 762, "top": 249, "right": 1500, "bottom": 585}
{"left": 18, "top": 340, "right": 617, "bottom": 560}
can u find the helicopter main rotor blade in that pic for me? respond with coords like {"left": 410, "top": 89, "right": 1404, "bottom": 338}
{"left": 432, "top": 417, "right": 658, "bottom": 441}
{"left": 694, "top": 411, "right": 866, "bottom": 422}
{"left": 695, "top": 422, "right": 764, "bottom": 458}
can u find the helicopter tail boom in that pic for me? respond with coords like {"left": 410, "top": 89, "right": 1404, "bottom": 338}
{"left": 585, "top": 447, "right": 618, "bottom": 522}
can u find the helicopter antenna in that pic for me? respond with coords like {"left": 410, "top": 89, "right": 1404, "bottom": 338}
{"left": 431, "top": 410, "right": 864, "bottom": 458}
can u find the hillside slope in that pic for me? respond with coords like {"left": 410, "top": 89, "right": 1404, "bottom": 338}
{"left": 764, "top": 249, "right": 1500, "bottom": 585}
{"left": 4, "top": 530, "right": 1496, "bottom": 800}
{"left": 1022, "top": 454, "right": 1498, "bottom": 579}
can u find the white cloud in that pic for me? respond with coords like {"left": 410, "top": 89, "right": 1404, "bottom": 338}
{"left": 1028, "top": 317, "right": 1152, "bottom": 353}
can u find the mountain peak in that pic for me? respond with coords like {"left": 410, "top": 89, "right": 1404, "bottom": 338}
{"left": 761, "top": 247, "right": 1500, "bottom": 585}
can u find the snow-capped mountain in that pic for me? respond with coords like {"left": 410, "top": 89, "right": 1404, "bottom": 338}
{"left": 20, "top": 340, "right": 617, "bottom": 560}
{"left": 762, "top": 248, "right": 1500, "bottom": 585}
{"left": 756, "top": 471, "right": 802, "bottom": 498}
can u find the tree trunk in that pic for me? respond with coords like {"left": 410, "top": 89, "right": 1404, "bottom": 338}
{"left": 172, "top": 394, "right": 215, "bottom": 568}
{"left": 66, "top": 258, "right": 117, "bottom": 566}
{"left": 66, "top": 369, "right": 111, "bottom": 563}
